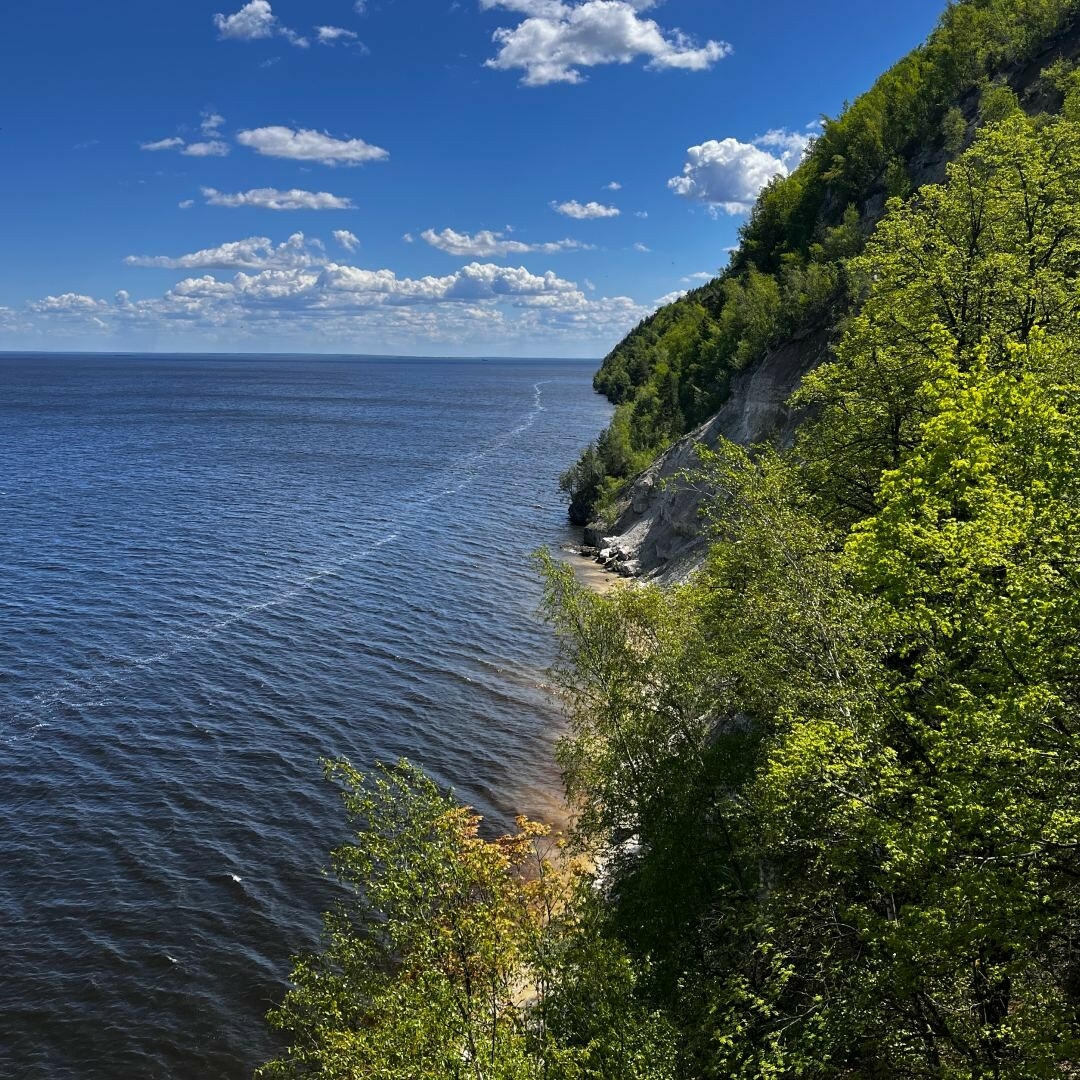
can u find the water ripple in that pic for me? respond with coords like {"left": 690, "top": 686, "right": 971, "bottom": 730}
{"left": 0, "top": 355, "right": 610, "bottom": 1079}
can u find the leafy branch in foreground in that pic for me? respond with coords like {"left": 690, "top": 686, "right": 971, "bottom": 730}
{"left": 259, "top": 759, "right": 677, "bottom": 1079}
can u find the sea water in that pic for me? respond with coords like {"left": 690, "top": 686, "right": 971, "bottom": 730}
{"left": 0, "top": 354, "right": 610, "bottom": 1078}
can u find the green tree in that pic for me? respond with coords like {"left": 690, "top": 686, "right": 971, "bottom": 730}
{"left": 260, "top": 760, "right": 678, "bottom": 1080}
{"left": 260, "top": 760, "right": 557, "bottom": 1079}
{"left": 797, "top": 110, "right": 1080, "bottom": 524}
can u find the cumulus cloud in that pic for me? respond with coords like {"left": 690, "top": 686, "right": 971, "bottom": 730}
{"left": 16, "top": 263, "right": 651, "bottom": 352}
{"left": 756, "top": 127, "right": 817, "bottom": 165}
{"left": 682, "top": 270, "right": 713, "bottom": 283}
{"left": 125, "top": 233, "right": 327, "bottom": 271}
{"left": 201, "top": 186, "right": 356, "bottom": 210}
{"left": 632, "top": 242, "right": 650, "bottom": 252}
{"left": 30, "top": 293, "right": 108, "bottom": 314}
{"left": 136, "top": 261, "right": 588, "bottom": 316}
{"left": 213, "top": 1, "right": 308, "bottom": 46}
{"left": 551, "top": 199, "right": 620, "bottom": 219}
{"left": 420, "top": 227, "right": 591, "bottom": 258}
{"left": 316, "top": 25, "right": 359, "bottom": 43}
{"left": 604, "top": 180, "right": 622, "bottom": 190}
{"left": 654, "top": 289, "right": 687, "bottom": 307}
{"left": 333, "top": 229, "right": 360, "bottom": 253}
{"left": 236, "top": 126, "right": 388, "bottom": 165}
{"left": 668, "top": 128, "right": 815, "bottom": 214}
{"left": 321, "top": 261, "right": 578, "bottom": 304}
{"left": 481, "top": 0, "right": 731, "bottom": 86}
{"left": 213, "top": 0, "right": 276, "bottom": 39}
{"left": 201, "top": 112, "right": 226, "bottom": 133}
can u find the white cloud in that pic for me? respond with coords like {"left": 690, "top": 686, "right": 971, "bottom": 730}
{"left": 316, "top": 25, "right": 359, "bottom": 43}
{"left": 201, "top": 186, "right": 356, "bottom": 210}
{"left": 756, "top": 127, "right": 816, "bottom": 166}
{"left": 654, "top": 289, "right": 687, "bottom": 307}
{"left": 141, "top": 137, "right": 185, "bottom": 152}
{"left": 179, "top": 199, "right": 195, "bottom": 209}
{"left": 632, "top": 242, "right": 650, "bottom": 252}
{"left": 236, "top": 126, "right": 388, "bottom": 165}
{"left": 483, "top": 0, "right": 572, "bottom": 15}
{"left": 552, "top": 199, "right": 619, "bottom": 219}
{"left": 125, "top": 233, "right": 326, "bottom": 271}
{"left": 604, "top": 180, "right": 622, "bottom": 190}
{"left": 141, "top": 114, "right": 231, "bottom": 157}
{"left": 214, "top": 0, "right": 275, "bottom": 39}
{"left": 682, "top": 271, "right": 713, "bottom": 283}
{"left": 635, "top": 210, "right": 648, "bottom": 218}
{"left": 333, "top": 229, "right": 360, "bottom": 253}
{"left": 321, "top": 261, "right": 579, "bottom": 304}
{"left": 182, "top": 140, "right": 230, "bottom": 157}
{"left": 279, "top": 27, "right": 310, "bottom": 46}
{"left": 420, "top": 227, "right": 591, "bottom": 258}
{"left": 481, "top": 0, "right": 731, "bottom": 86}
{"left": 213, "top": 1, "right": 308, "bottom": 46}
{"left": 30, "top": 293, "right": 108, "bottom": 314}
{"left": 668, "top": 128, "right": 814, "bottom": 214}
{"left": 14, "top": 266, "right": 651, "bottom": 353}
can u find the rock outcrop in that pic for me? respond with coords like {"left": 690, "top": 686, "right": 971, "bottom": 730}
{"left": 590, "top": 329, "right": 829, "bottom": 583}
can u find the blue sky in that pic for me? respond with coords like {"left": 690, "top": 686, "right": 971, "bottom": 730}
{"left": 1, "top": 0, "right": 946, "bottom": 356}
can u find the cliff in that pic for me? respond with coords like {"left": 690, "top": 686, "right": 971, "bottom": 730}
{"left": 585, "top": 9, "right": 1080, "bottom": 583}
{"left": 588, "top": 329, "right": 828, "bottom": 582}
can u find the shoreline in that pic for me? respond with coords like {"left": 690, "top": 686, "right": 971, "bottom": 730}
{"left": 551, "top": 528, "right": 626, "bottom": 595}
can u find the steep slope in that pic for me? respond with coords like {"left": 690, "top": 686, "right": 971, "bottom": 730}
{"left": 589, "top": 329, "right": 829, "bottom": 580}
{"left": 571, "top": 0, "right": 1080, "bottom": 581}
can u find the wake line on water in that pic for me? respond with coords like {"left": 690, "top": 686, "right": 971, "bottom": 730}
{"left": 2, "top": 381, "right": 554, "bottom": 744}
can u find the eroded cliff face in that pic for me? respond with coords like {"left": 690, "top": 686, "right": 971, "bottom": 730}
{"left": 585, "top": 18, "right": 1080, "bottom": 585}
{"left": 588, "top": 330, "right": 829, "bottom": 583}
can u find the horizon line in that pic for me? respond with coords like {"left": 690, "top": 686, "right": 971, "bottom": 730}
{"left": 0, "top": 349, "right": 602, "bottom": 362}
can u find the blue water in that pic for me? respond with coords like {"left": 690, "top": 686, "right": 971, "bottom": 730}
{"left": 0, "top": 354, "right": 609, "bottom": 1079}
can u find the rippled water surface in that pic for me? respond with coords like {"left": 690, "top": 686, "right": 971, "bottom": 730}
{"left": 0, "top": 354, "right": 610, "bottom": 1079}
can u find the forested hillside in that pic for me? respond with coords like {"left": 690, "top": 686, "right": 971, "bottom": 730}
{"left": 260, "top": 4, "right": 1080, "bottom": 1077}
{"left": 562, "top": 0, "right": 1080, "bottom": 526}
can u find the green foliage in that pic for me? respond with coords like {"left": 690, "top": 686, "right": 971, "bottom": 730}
{"left": 942, "top": 104, "right": 968, "bottom": 153}
{"left": 260, "top": 760, "right": 678, "bottom": 1080}
{"left": 796, "top": 110, "right": 1080, "bottom": 524}
{"left": 979, "top": 78, "right": 1021, "bottom": 123}
{"left": 559, "top": 442, "right": 606, "bottom": 527}
{"left": 538, "top": 103, "right": 1080, "bottom": 1077}
{"left": 562, "top": 0, "right": 1080, "bottom": 527}
{"left": 260, "top": 760, "right": 553, "bottom": 1079}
